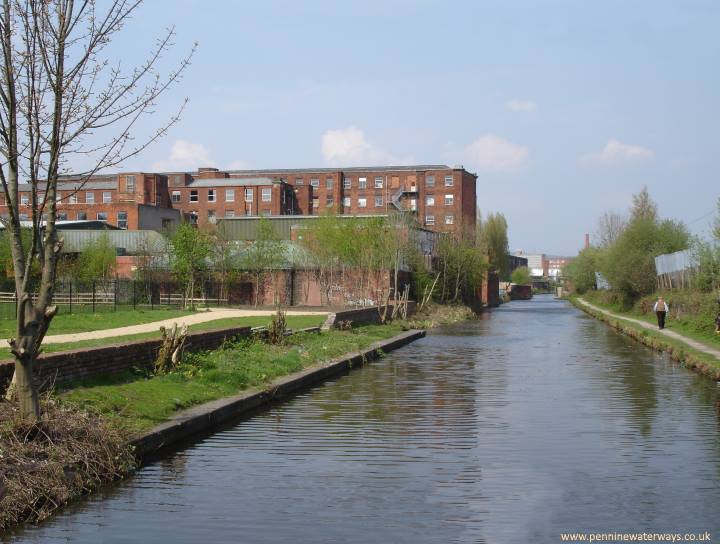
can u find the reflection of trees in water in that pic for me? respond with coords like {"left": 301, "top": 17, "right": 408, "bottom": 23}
{"left": 579, "top": 319, "right": 659, "bottom": 436}
{"left": 307, "top": 348, "right": 482, "bottom": 444}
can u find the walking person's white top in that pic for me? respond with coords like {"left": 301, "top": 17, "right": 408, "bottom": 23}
{"left": 653, "top": 300, "right": 669, "bottom": 312}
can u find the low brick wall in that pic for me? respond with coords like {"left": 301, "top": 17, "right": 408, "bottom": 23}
{"left": 321, "top": 301, "right": 417, "bottom": 330}
{"left": 0, "top": 325, "right": 253, "bottom": 393}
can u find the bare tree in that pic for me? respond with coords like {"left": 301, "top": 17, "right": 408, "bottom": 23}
{"left": 595, "top": 211, "right": 627, "bottom": 248}
{"left": 0, "top": 0, "right": 194, "bottom": 418}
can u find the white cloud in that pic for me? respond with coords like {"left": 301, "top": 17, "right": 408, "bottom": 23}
{"left": 152, "top": 140, "right": 213, "bottom": 171}
{"left": 451, "top": 134, "right": 529, "bottom": 172}
{"left": 227, "top": 159, "right": 251, "bottom": 170}
{"left": 582, "top": 139, "right": 654, "bottom": 164}
{"left": 321, "top": 126, "right": 412, "bottom": 166}
{"left": 506, "top": 99, "right": 537, "bottom": 113}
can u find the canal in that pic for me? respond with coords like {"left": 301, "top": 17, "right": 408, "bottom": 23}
{"left": 6, "top": 295, "right": 720, "bottom": 543}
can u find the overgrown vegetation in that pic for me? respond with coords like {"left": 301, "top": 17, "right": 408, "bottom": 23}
{"left": 510, "top": 266, "right": 531, "bottom": 286}
{"left": 0, "top": 396, "right": 135, "bottom": 531}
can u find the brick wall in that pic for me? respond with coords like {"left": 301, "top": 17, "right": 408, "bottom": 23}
{"left": 0, "top": 325, "right": 253, "bottom": 394}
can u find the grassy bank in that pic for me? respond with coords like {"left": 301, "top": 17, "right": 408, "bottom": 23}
{"left": 60, "top": 323, "right": 407, "bottom": 435}
{"left": 582, "top": 290, "right": 720, "bottom": 349}
{"left": 571, "top": 295, "right": 720, "bottom": 380}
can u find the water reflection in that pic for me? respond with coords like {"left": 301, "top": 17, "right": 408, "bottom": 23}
{"left": 6, "top": 295, "right": 720, "bottom": 543}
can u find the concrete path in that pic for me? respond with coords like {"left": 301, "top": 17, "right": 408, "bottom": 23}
{"left": 1, "top": 308, "right": 328, "bottom": 347}
{"left": 577, "top": 298, "right": 720, "bottom": 360}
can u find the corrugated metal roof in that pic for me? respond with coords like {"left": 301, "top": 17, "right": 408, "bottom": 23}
{"left": 217, "top": 214, "right": 391, "bottom": 240}
{"left": 60, "top": 229, "right": 168, "bottom": 254}
{"left": 186, "top": 177, "right": 277, "bottom": 188}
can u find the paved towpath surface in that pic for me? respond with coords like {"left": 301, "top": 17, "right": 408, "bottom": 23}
{"left": 578, "top": 298, "right": 720, "bottom": 360}
{"left": 1, "top": 308, "right": 328, "bottom": 347}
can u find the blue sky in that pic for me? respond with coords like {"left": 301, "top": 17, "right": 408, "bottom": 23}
{"left": 110, "top": 0, "right": 719, "bottom": 255}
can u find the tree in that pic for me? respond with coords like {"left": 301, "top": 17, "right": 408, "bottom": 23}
{"left": 0, "top": 1, "right": 193, "bottom": 417}
{"left": 563, "top": 247, "right": 600, "bottom": 293}
{"left": 600, "top": 216, "right": 689, "bottom": 305}
{"left": 478, "top": 212, "right": 510, "bottom": 280}
{"left": 169, "top": 223, "right": 212, "bottom": 309}
{"left": 510, "top": 266, "right": 531, "bottom": 286}
{"left": 241, "top": 218, "right": 286, "bottom": 306}
{"left": 694, "top": 197, "right": 720, "bottom": 292}
{"left": 76, "top": 233, "right": 117, "bottom": 284}
{"left": 631, "top": 186, "right": 658, "bottom": 222}
{"left": 595, "top": 212, "right": 627, "bottom": 248}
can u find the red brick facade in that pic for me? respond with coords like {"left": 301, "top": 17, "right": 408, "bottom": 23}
{"left": 0, "top": 164, "right": 477, "bottom": 234}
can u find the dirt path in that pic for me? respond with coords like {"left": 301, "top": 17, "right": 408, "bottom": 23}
{"left": 0, "top": 308, "right": 328, "bottom": 347}
{"left": 577, "top": 298, "right": 720, "bottom": 360}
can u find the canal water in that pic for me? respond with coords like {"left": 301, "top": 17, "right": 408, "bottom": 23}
{"left": 6, "top": 295, "right": 720, "bottom": 543}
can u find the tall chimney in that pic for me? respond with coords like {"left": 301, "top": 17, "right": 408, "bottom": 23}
{"left": 584, "top": 233, "right": 590, "bottom": 249}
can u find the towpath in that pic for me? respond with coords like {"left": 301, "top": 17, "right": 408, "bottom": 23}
{"left": 577, "top": 298, "right": 720, "bottom": 361}
{"left": 0, "top": 308, "right": 328, "bottom": 347}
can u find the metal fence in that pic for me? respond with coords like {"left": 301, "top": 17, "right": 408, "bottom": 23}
{"left": 0, "top": 278, "right": 245, "bottom": 319}
{"left": 654, "top": 250, "right": 697, "bottom": 289}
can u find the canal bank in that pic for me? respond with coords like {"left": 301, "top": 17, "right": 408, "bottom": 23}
{"left": 6, "top": 295, "right": 720, "bottom": 543}
{"left": 571, "top": 297, "right": 720, "bottom": 380}
{"left": 1, "top": 316, "right": 436, "bottom": 533}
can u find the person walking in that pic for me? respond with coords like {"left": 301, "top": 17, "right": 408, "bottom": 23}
{"left": 653, "top": 296, "right": 669, "bottom": 330}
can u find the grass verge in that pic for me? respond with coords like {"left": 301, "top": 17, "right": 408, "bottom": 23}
{"left": 570, "top": 296, "right": 720, "bottom": 380}
{"left": 0, "top": 308, "right": 195, "bottom": 338}
{"left": 0, "top": 314, "right": 326, "bottom": 360}
{"left": 60, "top": 323, "right": 407, "bottom": 435}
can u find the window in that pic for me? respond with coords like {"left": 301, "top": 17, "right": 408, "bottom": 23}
{"left": 20, "top": 194, "right": 29, "bottom": 205}
{"left": 444, "top": 175, "right": 454, "bottom": 186}
{"left": 118, "top": 211, "right": 128, "bottom": 229}
{"left": 19, "top": 214, "right": 28, "bottom": 220}
{"left": 374, "top": 176, "right": 383, "bottom": 188}
{"left": 445, "top": 214, "right": 454, "bottom": 225}
{"left": 97, "top": 212, "right": 107, "bottom": 221}
{"left": 295, "top": 178, "right": 304, "bottom": 186}
{"left": 103, "top": 191, "right": 112, "bottom": 203}
{"left": 225, "top": 189, "right": 235, "bottom": 202}
{"left": 57, "top": 212, "right": 67, "bottom": 221}
{"left": 261, "top": 188, "right": 272, "bottom": 202}
{"left": 343, "top": 177, "right": 351, "bottom": 189}
{"left": 245, "top": 208, "right": 253, "bottom": 216}
{"left": 358, "top": 177, "right": 367, "bottom": 189}
{"left": 310, "top": 178, "right": 320, "bottom": 188}
{"left": 358, "top": 197, "right": 367, "bottom": 208}
{"left": 426, "top": 175, "right": 435, "bottom": 187}
{"left": 225, "top": 210, "right": 235, "bottom": 218}
{"left": 426, "top": 195, "right": 435, "bottom": 206}
{"left": 77, "top": 212, "right": 87, "bottom": 220}
{"left": 126, "top": 175, "right": 136, "bottom": 193}
{"left": 312, "top": 198, "right": 319, "bottom": 208}
{"left": 375, "top": 196, "right": 383, "bottom": 207}
{"left": 207, "top": 210, "right": 216, "bottom": 223}
{"left": 425, "top": 215, "right": 435, "bottom": 226}
{"left": 56, "top": 192, "right": 63, "bottom": 203}
{"left": 208, "top": 189, "right": 216, "bottom": 202}
{"left": 189, "top": 190, "right": 198, "bottom": 202}
{"left": 86, "top": 192, "right": 94, "bottom": 204}
{"left": 171, "top": 191, "right": 181, "bottom": 203}
{"left": 445, "top": 194, "right": 454, "bottom": 206}
{"left": 342, "top": 196, "right": 351, "bottom": 207}
{"left": 245, "top": 188, "right": 253, "bottom": 202}
{"left": 69, "top": 193, "right": 77, "bottom": 204}
{"left": 326, "top": 197, "right": 334, "bottom": 207}
{"left": 38, "top": 193, "right": 45, "bottom": 203}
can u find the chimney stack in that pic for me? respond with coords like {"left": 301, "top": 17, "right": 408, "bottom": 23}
{"left": 584, "top": 233, "right": 590, "bottom": 249}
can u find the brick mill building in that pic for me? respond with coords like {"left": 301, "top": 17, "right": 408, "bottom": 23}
{"left": 0, "top": 164, "right": 477, "bottom": 234}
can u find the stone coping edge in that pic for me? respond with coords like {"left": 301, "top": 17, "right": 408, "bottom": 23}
{"left": 130, "top": 328, "right": 426, "bottom": 459}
